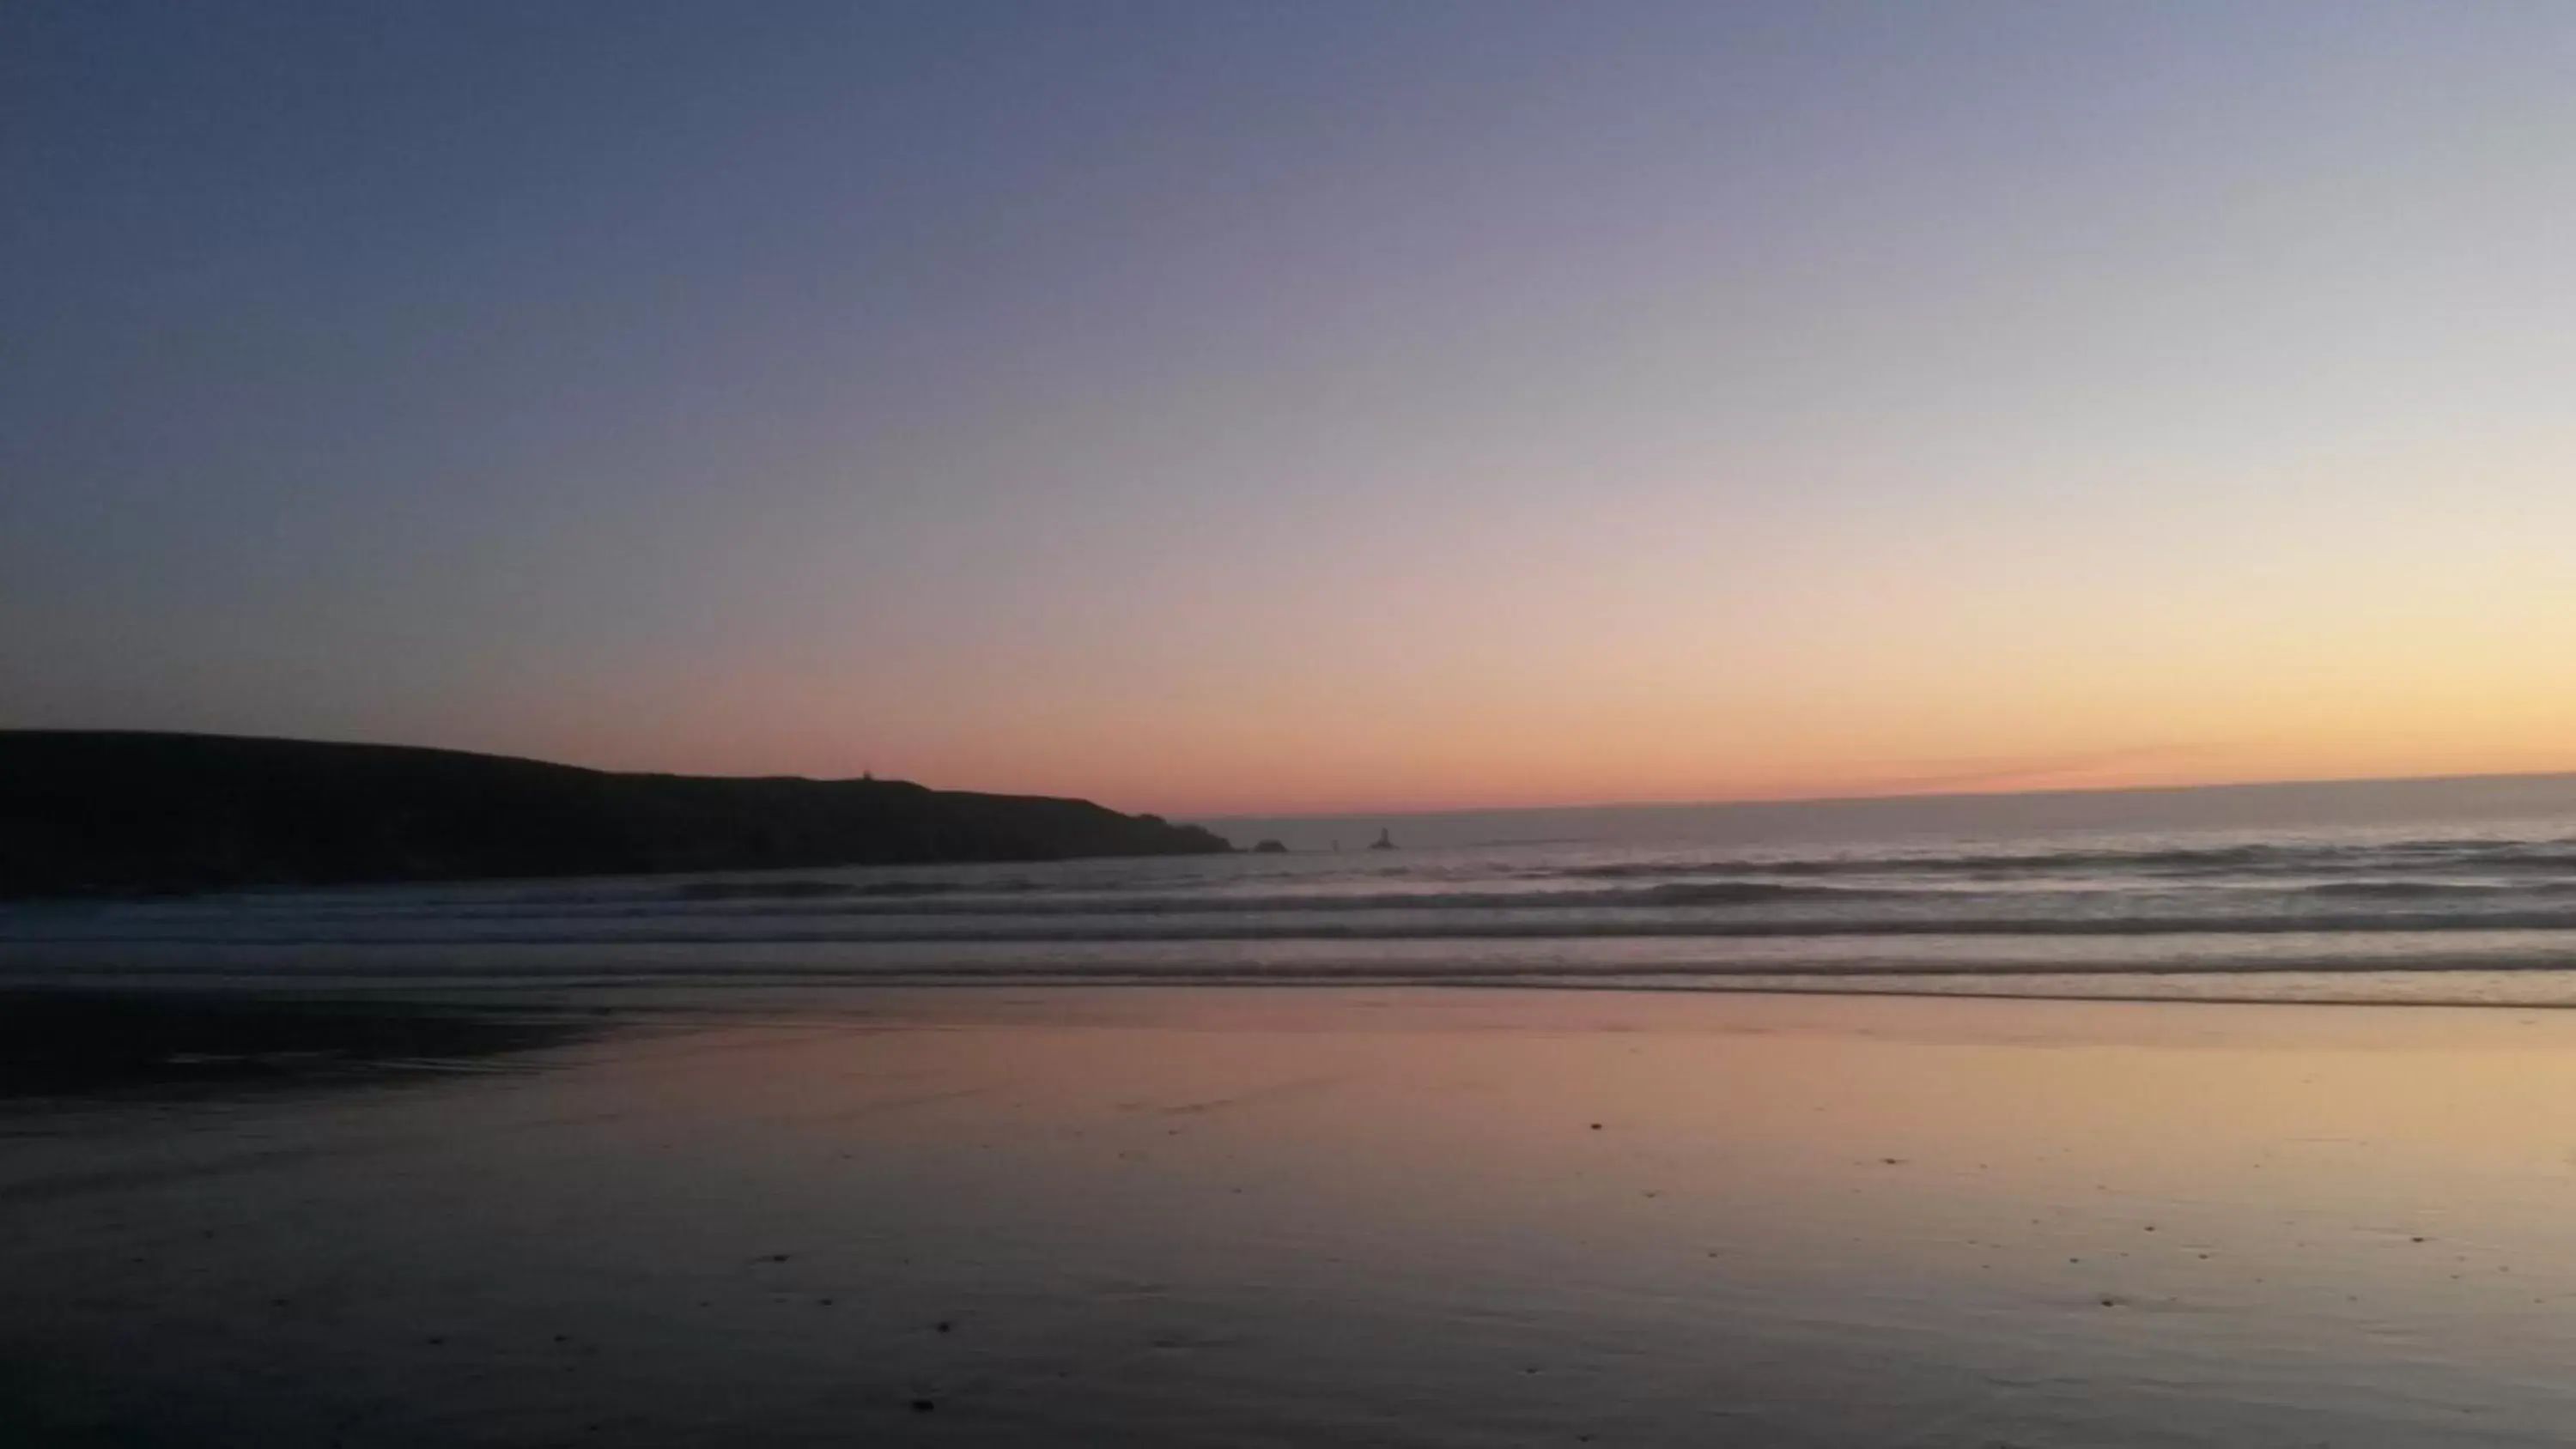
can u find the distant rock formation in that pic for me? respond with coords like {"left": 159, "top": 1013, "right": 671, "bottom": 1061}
{"left": 0, "top": 731, "right": 1234, "bottom": 898}
{"left": 1251, "top": 839, "right": 1289, "bottom": 854}
{"left": 1370, "top": 828, "right": 1396, "bottom": 851}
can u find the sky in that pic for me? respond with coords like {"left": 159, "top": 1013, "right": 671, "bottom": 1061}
{"left": 5, "top": 2, "right": 2573, "bottom": 816}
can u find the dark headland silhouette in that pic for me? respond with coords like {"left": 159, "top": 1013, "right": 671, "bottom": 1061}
{"left": 0, "top": 731, "right": 1230, "bottom": 898}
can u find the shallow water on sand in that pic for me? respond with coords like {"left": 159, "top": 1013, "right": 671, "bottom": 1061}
{"left": 11, "top": 988, "right": 2576, "bottom": 1446}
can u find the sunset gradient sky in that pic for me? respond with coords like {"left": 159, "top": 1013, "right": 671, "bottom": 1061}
{"left": 7, "top": 3, "right": 2573, "bottom": 815}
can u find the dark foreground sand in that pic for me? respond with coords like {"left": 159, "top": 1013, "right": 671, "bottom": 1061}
{"left": 9, "top": 985, "right": 2576, "bottom": 1446}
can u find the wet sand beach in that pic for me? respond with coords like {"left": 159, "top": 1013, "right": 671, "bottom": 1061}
{"left": 10, "top": 985, "right": 2576, "bottom": 1446}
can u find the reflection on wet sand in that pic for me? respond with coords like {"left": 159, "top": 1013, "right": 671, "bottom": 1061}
{"left": 9, "top": 988, "right": 2576, "bottom": 1445}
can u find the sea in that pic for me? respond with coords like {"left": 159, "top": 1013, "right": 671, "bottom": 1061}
{"left": 9, "top": 773, "right": 2576, "bottom": 1006}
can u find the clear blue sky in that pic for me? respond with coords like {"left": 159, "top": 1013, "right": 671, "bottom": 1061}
{"left": 7, "top": 3, "right": 2572, "bottom": 812}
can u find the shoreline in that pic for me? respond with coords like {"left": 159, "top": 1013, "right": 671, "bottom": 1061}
{"left": 15, "top": 974, "right": 2576, "bottom": 1100}
{"left": 18, "top": 964, "right": 2576, "bottom": 1016}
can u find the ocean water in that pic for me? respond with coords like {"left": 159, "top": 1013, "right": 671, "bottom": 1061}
{"left": 8, "top": 774, "right": 2576, "bottom": 1005}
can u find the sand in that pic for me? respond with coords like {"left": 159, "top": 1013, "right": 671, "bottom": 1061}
{"left": 9, "top": 985, "right": 2576, "bottom": 1446}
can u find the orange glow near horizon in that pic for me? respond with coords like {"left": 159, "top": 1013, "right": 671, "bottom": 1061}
{"left": 474, "top": 657, "right": 2576, "bottom": 818}
{"left": 417, "top": 478, "right": 2576, "bottom": 816}
{"left": 366, "top": 434, "right": 2576, "bottom": 817}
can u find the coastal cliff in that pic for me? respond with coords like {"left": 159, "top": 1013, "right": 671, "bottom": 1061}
{"left": 0, "top": 731, "right": 1230, "bottom": 897}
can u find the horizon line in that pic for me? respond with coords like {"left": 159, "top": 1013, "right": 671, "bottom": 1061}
{"left": 1187, "top": 767, "right": 2576, "bottom": 824}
